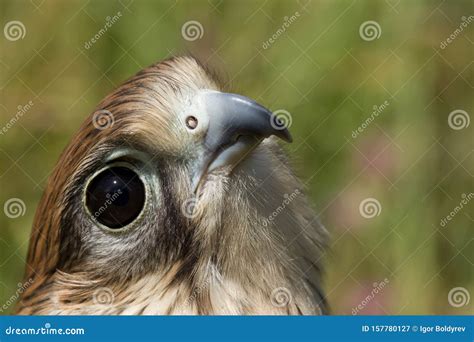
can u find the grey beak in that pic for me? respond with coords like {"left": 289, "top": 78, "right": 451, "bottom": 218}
{"left": 192, "top": 91, "right": 292, "bottom": 192}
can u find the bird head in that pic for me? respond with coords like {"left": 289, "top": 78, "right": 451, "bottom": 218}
{"left": 19, "top": 56, "right": 327, "bottom": 315}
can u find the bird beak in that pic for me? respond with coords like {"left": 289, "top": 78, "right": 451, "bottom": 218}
{"left": 192, "top": 90, "right": 292, "bottom": 193}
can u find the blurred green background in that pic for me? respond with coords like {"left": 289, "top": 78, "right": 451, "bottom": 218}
{"left": 0, "top": 0, "right": 472, "bottom": 315}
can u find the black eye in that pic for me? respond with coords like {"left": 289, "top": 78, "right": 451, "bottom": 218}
{"left": 85, "top": 166, "right": 145, "bottom": 229}
{"left": 186, "top": 115, "right": 198, "bottom": 129}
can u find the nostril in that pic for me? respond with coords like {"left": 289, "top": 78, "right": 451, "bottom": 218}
{"left": 186, "top": 116, "right": 198, "bottom": 130}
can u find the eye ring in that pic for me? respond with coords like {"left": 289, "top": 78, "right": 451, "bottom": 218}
{"left": 83, "top": 162, "right": 147, "bottom": 232}
{"left": 185, "top": 115, "right": 198, "bottom": 130}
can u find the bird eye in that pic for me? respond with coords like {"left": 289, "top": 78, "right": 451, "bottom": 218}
{"left": 185, "top": 115, "right": 198, "bottom": 129}
{"left": 85, "top": 166, "right": 145, "bottom": 229}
